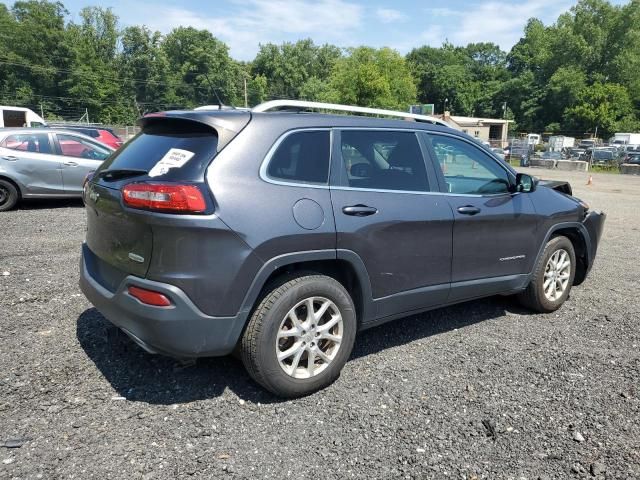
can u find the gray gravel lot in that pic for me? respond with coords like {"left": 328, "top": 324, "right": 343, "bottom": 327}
{"left": 1, "top": 169, "right": 639, "bottom": 479}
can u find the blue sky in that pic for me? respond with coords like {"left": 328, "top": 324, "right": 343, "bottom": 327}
{"left": 56, "top": 0, "right": 630, "bottom": 60}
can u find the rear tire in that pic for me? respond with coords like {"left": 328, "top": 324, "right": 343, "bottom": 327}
{"left": 240, "top": 274, "right": 356, "bottom": 398}
{"left": 518, "top": 236, "right": 576, "bottom": 313}
{"left": 0, "top": 179, "right": 19, "bottom": 212}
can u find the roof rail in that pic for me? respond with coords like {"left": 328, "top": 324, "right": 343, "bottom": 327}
{"left": 252, "top": 100, "right": 450, "bottom": 127}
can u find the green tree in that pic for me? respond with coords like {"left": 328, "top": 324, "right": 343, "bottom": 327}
{"left": 252, "top": 39, "right": 341, "bottom": 99}
{"left": 119, "top": 25, "right": 173, "bottom": 114}
{"left": 162, "top": 27, "right": 240, "bottom": 108}
{"left": 565, "top": 82, "right": 637, "bottom": 136}
{"left": 63, "top": 6, "right": 127, "bottom": 122}
{"left": 0, "top": 1, "right": 71, "bottom": 110}
{"left": 325, "top": 47, "right": 416, "bottom": 110}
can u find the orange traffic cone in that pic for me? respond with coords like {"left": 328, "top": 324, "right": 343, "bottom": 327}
{"left": 586, "top": 175, "right": 593, "bottom": 186}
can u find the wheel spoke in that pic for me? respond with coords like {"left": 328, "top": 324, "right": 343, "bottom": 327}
{"left": 313, "top": 300, "right": 331, "bottom": 321}
{"left": 289, "top": 347, "right": 305, "bottom": 374}
{"left": 318, "top": 314, "right": 341, "bottom": 332}
{"left": 319, "top": 332, "right": 342, "bottom": 344}
{"left": 316, "top": 349, "right": 332, "bottom": 364}
{"left": 307, "top": 350, "right": 316, "bottom": 376}
{"left": 277, "top": 341, "right": 303, "bottom": 361}
{"left": 305, "top": 298, "right": 316, "bottom": 323}
{"left": 545, "top": 280, "right": 555, "bottom": 298}
{"left": 288, "top": 311, "right": 303, "bottom": 329}
{"left": 277, "top": 327, "right": 300, "bottom": 339}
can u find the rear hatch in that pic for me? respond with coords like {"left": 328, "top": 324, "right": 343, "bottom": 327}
{"left": 84, "top": 111, "right": 250, "bottom": 289}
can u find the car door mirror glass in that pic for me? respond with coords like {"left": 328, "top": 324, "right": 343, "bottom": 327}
{"left": 515, "top": 173, "right": 536, "bottom": 193}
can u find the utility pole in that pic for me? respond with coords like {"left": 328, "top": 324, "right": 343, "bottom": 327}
{"left": 40, "top": 103, "right": 44, "bottom": 121}
{"left": 244, "top": 77, "right": 248, "bottom": 109}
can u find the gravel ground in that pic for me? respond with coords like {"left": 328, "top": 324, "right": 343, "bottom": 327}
{"left": 1, "top": 169, "right": 639, "bottom": 480}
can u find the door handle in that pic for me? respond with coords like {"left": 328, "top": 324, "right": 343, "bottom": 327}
{"left": 457, "top": 205, "right": 481, "bottom": 215}
{"left": 1, "top": 155, "right": 18, "bottom": 161}
{"left": 63, "top": 161, "right": 79, "bottom": 167}
{"left": 342, "top": 205, "right": 378, "bottom": 217}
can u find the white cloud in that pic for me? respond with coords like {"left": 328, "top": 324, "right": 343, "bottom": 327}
{"left": 418, "top": 0, "right": 574, "bottom": 50}
{"left": 122, "top": 0, "right": 364, "bottom": 60}
{"left": 375, "top": 8, "right": 408, "bottom": 23}
{"left": 424, "top": 8, "right": 463, "bottom": 17}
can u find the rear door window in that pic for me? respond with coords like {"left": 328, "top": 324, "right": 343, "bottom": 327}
{"left": 96, "top": 120, "right": 218, "bottom": 182}
{"left": 266, "top": 130, "right": 330, "bottom": 185}
{"left": 0, "top": 133, "right": 52, "bottom": 154}
{"left": 335, "top": 130, "right": 430, "bottom": 192}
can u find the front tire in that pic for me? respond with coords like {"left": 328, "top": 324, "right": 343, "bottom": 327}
{"left": 518, "top": 236, "right": 576, "bottom": 313}
{"left": 0, "top": 179, "right": 19, "bottom": 212}
{"left": 240, "top": 274, "right": 356, "bottom": 398}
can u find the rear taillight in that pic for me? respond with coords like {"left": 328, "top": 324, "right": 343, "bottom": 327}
{"left": 122, "top": 183, "right": 207, "bottom": 213}
{"left": 82, "top": 172, "right": 94, "bottom": 203}
{"left": 83, "top": 171, "right": 94, "bottom": 187}
{"left": 128, "top": 286, "right": 171, "bottom": 307}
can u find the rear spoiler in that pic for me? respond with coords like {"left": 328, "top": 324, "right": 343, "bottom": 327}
{"left": 141, "top": 110, "right": 251, "bottom": 152}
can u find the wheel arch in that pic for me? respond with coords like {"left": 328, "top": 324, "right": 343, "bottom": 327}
{"left": 237, "top": 250, "right": 374, "bottom": 328}
{"left": 0, "top": 175, "right": 23, "bottom": 198}
{"left": 537, "top": 222, "right": 591, "bottom": 286}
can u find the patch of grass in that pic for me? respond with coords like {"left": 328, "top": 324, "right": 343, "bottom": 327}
{"left": 590, "top": 165, "right": 620, "bottom": 174}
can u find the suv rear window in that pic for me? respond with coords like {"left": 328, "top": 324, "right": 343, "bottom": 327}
{"left": 266, "top": 130, "right": 330, "bottom": 185}
{"left": 96, "top": 119, "right": 218, "bottom": 182}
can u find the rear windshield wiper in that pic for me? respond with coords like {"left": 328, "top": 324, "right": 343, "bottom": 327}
{"left": 95, "top": 168, "right": 147, "bottom": 181}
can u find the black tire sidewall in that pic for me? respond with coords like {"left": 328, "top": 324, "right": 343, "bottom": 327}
{"left": 253, "top": 276, "right": 356, "bottom": 397}
{"left": 535, "top": 236, "right": 576, "bottom": 311}
{"left": 0, "top": 179, "right": 18, "bottom": 212}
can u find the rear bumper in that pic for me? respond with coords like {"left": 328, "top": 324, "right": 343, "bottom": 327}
{"left": 79, "top": 243, "right": 247, "bottom": 358}
{"left": 583, "top": 210, "right": 606, "bottom": 271}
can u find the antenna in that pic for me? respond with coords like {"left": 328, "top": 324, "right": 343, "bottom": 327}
{"left": 202, "top": 72, "right": 225, "bottom": 108}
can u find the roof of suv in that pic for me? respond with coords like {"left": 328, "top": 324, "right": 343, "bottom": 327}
{"left": 146, "top": 109, "right": 454, "bottom": 134}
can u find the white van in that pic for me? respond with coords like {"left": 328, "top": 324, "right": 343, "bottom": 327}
{"left": 0, "top": 106, "right": 47, "bottom": 128}
{"left": 527, "top": 133, "right": 541, "bottom": 145}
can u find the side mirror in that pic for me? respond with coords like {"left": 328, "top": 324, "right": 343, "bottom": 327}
{"left": 515, "top": 173, "right": 537, "bottom": 193}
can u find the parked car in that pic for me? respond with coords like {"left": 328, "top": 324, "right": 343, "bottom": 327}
{"left": 541, "top": 151, "right": 562, "bottom": 160}
{"left": 491, "top": 147, "right": 505, "bottom": 160}
{"left": 568, "top": 147, "right": 587, "bottom": 160}
{"left": 79, "top": 100, "right": 605, "bottom": 398}
{"left": 623, "top": 152, "right": 640, "bottom": 165}
{"left": 0, "top": 128, "right": 114, "bottom": 211}
{"left": 48, "top": 125, "right": 124, "bottom": 149}
{"left": 590, "top": 148, "right": 619, "bottom": 165}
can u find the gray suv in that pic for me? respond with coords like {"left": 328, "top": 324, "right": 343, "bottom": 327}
{"left": 80, "top": 101, "right": 605, "bottom": 397}
{"left": 0, "top": 128, "right": 114, "bottom": 210}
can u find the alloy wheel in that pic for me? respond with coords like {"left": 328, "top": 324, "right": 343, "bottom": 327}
{"left": 543, "top": 249, "right": 571, "bottom": 301}
{"left": 275, "top": 297, "right": 343, "bottom": 379}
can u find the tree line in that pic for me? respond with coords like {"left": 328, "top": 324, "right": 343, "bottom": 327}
{"left": 1, "top": 0, "right": 638, "bottom": 137}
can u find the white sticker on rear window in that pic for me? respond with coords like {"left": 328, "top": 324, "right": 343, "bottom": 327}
{"left": 148, "top": 148, "right": 195, "bottom": 177}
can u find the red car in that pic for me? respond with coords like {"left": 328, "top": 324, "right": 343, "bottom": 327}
{"left": 52, "top": 126, "right": 124, "bottom": 149}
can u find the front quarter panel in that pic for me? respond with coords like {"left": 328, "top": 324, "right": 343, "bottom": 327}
{"left": 528, "top": 185, "right": 583, "bottom": 233}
